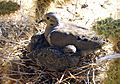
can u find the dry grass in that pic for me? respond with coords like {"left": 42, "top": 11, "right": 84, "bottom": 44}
{"left": 103, "top": 58, "right": 120, "bottom": 84}
{"left": 36, "top": 0, "right": 71, "bottom": 20}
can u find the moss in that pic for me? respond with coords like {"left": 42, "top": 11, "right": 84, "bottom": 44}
{"left": 92, "top": 18, "right": 120, "bottom": 52}
{"left": 0, "top": 1, "right": 20, "bottom": 15}
{"left": 104, "top": 59, "right": 120, "bottom": 84}
{"left": 92, "top": 18, "right": 120, "bottom": 39}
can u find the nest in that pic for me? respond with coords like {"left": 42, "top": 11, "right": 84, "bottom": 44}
{"left": 1, "top": 30, "right": 108, "bottom": 83}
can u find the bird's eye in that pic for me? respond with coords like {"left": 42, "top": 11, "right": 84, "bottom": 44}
{"left": 47, "top": 17, "right": 50, "bottom": 20}
{"left": 50, "top": 24, "right": 54, "bottom": 26}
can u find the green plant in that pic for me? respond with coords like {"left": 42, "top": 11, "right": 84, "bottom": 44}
{"left": 92, "top": 18, "right": 120, "bottom": 39}
{"left": 0, "top": 1, "right": 20, "bottom": 15}
{"left": 92, "top": 17, "right": 120, "bottom": 52}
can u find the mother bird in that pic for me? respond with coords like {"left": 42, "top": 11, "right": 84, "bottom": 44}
{"left": 38, "top": 12, "right": 104, "bottom": 54}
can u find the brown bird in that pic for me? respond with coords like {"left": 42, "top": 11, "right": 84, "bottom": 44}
{"left": 38, "top": 12, "right": 104, "bottom": 53}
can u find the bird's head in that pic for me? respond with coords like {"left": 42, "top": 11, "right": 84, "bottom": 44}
{"left": 38, "top": 12, "right": 61, "bottom": 27}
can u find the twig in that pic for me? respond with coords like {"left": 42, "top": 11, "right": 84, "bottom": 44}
{"left": 92, "top": 67, "right": 96, "bottom": 84}
{"left": 56, "top": 72, "right": 65, "bottom": 84}
{"left": 96, "top": 53, "right": 120, "bottom": 64}
{"left": 86, "top": 70, "right": 90, "bottom": 84}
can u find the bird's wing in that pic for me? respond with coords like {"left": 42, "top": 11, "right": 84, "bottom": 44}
{"left": 48, "top": 30, "right": 77, "bottom": 47}
{"left": 48, "top": 29, "right": 103, "bottom": 50}
{"left": 47, "top": 23, "right": 104, "bottom": 50}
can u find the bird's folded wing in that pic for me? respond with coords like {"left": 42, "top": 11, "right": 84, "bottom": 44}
{"left": 48, "top": 30, "right": 77, "bottom": 47}
{"left": 48, "top": 29, "right": 103, "bottom": 50}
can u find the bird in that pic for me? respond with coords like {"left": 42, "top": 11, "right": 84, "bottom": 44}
{"left": 27, "top": 46, "right": 80, "bottom": 71}
{"left": 27, "top": 32, "right": 50, "bottom": 52}
{"left": 38, "top": 12, "right": 104, "bottom": 54}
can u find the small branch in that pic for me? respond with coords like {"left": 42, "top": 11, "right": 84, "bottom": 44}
{"left": 96, "top": 53, "right": 120, "bottom": 64}
{"left": 92, "top": 67, "right": 96, "bottom": 84}
{"left": 87, "top": 70, "right": 90, "bottom": 84}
